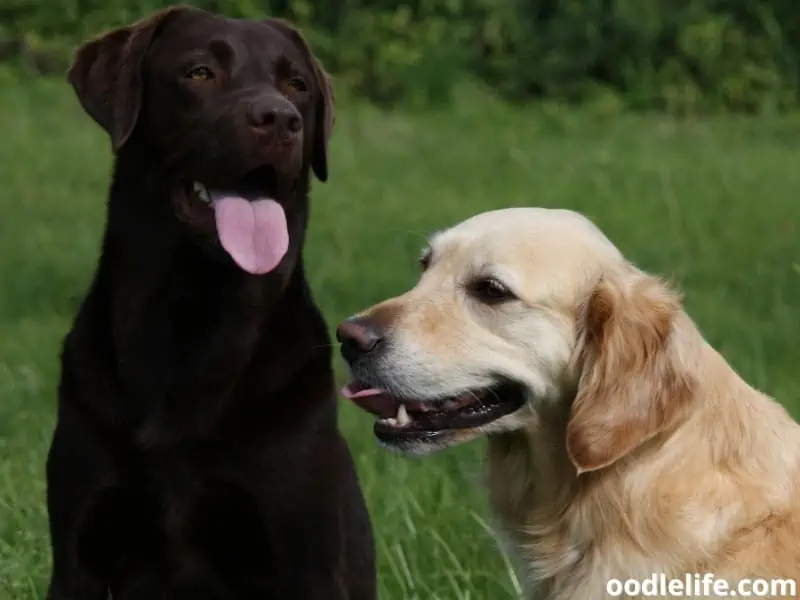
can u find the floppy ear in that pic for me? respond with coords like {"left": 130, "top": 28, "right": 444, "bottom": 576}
{"left": 67, "top": 6, "right": 189, "bottom": 152}
{"left": 566, "top": 273, "right": 696, "bottom": 474}
{"left": 265, "top": 19, "right": 335, "bottom": 182}
{"left": 311, "top": 66, "right": 335, "bottom": 182}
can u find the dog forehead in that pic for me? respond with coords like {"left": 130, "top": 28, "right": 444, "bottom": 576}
{"left": 428, "top": 208, "right": 626, "bottom": 302}
{"left": 151, "top": 13, "right": 302, "bottom": 65}
{"left": 155, "top": 10, "right": 236, "bottom": 43}
{"left": 436, "top": 208, "right": 620, "bottom": 262}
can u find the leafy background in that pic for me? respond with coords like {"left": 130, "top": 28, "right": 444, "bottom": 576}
{"left": 2, "top": 0, "right": 800, "bottom": 112}
{"left": 0, "top": 1, "right": 799, "bottom": 599}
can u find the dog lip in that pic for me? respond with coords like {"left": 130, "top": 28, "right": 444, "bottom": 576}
{"left": 340, "top": 382, "right": 385, "bottom": 399}
{"left": 341, "top": 382, "right": 398, "bottom": 419}
{"left": 341, "top": 381, "right": 441, "bottom": 418}
{"left": 191, "top": 164, "right": 283, "bottom": 200}
{"left": 369, "top": 382, "right": 526, "bottom": 441}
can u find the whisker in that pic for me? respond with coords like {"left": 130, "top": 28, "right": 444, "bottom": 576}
{"left": 466, "top": 388, "right": 488, "bottom": 410}
{"left": 479, "top": 386, "right": 503, "bottom": 410}
{"left": 309, "top": 342, "right": 337, "bottom": 350}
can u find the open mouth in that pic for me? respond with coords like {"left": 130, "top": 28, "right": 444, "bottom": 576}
{"left": 187, "top": 166, "right": 289, "bottom": 275}
{"left": 341, "top": 380, "right": 526, "bottom": 444}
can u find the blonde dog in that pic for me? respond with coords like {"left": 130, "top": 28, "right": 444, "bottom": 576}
{"left": 337, "top": 208, "right": 800, "bottom": 599}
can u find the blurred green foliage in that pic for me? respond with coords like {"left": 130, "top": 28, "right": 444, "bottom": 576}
{"left": 1, "top": 0, "right": 798, "bottom": 112}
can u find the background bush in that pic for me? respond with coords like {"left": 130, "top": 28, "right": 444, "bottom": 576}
{"left": 2, "top": 0, "right": 798, "bottom": 112}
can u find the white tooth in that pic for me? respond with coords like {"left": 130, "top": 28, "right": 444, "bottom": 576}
{"left": 192, "top": 181, "right": 211, "bottom": 204}
{"left": 397, "top": 404, "right": 411, "bottom": 426}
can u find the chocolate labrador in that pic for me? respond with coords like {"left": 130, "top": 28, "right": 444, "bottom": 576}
{"left": 45, "top": 6, "right": 375, "bottom": 599}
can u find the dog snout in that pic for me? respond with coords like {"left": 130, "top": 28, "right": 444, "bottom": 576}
{"left": 336, "top": 317, "right": 385, "bottom": 364}
{"left": 247, "top": 96, "right": 302, "bottom": 141}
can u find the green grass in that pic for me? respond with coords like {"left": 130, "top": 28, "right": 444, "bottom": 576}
{"left": 0, "top": 73, "right": 799, "bottom": 600}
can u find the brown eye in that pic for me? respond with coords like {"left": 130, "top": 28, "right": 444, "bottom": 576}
{"left": 186, "top": 66, "right": 214, "bottom": 81}
{"left": 419, "top": 250, "right": 431, "bottom": 271}
{"left": 469, "top": 277, "right": 515, "bottom": 304}
{"left": 286, "top": 76, "right": 307, "bottom": 93}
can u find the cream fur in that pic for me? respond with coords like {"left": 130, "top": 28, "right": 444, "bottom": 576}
{"left": 349, "top": 208, "right": 800, "bottom": 599}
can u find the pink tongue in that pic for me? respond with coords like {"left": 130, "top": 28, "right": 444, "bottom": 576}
{"left": 340, "top": 383, "right": 385, "bottom": 399}
{"left": 212, "top": 194, "right": 289, "bottom": 275}
{"left": 340, "top": 383, "right": 399, "bottom": 419}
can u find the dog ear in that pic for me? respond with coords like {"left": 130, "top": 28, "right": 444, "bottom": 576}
{"left": 311, "top": 65, "right": 335, "bottom": 182}
{"left": 266, "top": 19, "right": 335, "bottom": 182}
{"left": 565, "top": 273, "right": 696, "bottom": 474}
{"left": 67, "top": 6, "right": 189, "bottom": 152}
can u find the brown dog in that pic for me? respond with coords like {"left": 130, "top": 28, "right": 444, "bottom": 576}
{"left": 338, "top": 208, "right": 800, "bottom": 599}
{"left": 45, "top": 6, "right": 375, "bottom": 599}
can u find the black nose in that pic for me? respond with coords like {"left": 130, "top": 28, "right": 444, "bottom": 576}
{"left": 336, "top": 317, "right": 384, "bottom": 363}
{"left": 247, "top": 98, "right": 302, "bottom": 138}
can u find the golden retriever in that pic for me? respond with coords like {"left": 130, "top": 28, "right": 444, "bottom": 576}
{"left": 336, "top": 208, "right": 800, "bottom": 599}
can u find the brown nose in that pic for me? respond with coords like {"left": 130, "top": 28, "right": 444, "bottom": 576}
{"left": 336, "top": 317, "right": 385, "bottom": 364}
{"left": 247, "top": 97, "right": 302, "bottom": 138}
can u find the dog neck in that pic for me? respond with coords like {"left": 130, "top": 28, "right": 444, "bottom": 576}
{"left": 485, "top": 322, "right": 799, "bottom": 599}
{"left": 69, "top": 157, "right": 331, "bottom": 447}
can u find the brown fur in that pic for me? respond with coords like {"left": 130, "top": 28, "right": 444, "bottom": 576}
{"left": 566, "top": 274, "right": 696, "bottom": 474}
{"left": 340, "top": 208, "right": 800, "bottom": 599}
{"left": 46, "top": 7, "right": 374, "bottom": 599}
{"left": 491, "top": 267, "right": 800, "bottom": 599}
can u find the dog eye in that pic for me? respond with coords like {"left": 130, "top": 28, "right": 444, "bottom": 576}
{"left": 419, "top": 251, "right": 431, "bottom": 271}
{"left": 286, "top": 77, "right": 307, "bottom": 93}
{"left": 186, "top": 66, "right": 214, "bottom": 81}
{"left": 468, "top": 277, "right": 515, "bottom": 303}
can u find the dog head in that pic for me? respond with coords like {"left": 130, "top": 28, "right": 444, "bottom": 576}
{"left": 338, "top": 208, "right": 696, "bottom": 473}
{"left": 68, "top": 6, "right": 334, "bottom": 275}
